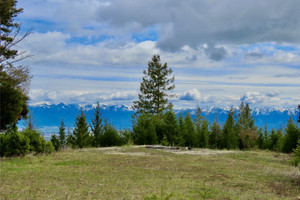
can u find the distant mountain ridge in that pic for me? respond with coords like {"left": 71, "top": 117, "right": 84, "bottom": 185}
{"left": 21, "top": 103, "right": 299, "bottom": 132}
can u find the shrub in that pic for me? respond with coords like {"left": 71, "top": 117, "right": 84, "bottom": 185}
{"left": 291, "top": 139, "right": 300, "bottom": 166}
{"left": 0, "top": 132, "right": 30, "bottom": 157}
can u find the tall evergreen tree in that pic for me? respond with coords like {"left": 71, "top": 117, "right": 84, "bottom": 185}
{"left": 133, "top": 54, "right": 175, "bottom": 116}
{"left": 200, "top": 119, "right": 210, "bottom": 148}
{"left": 163, "top": 106, "right": 179, "bottom": 146}
{"left": 184, "top": 111, "right": 195, "bottom": 147}
{"left": 58, "top": 119, "right": 66, "bottom": 149}
{"left": 281, "top": 117, "right": 299, "bottom": 153}
{"left": 237, "top": 102, "right": 257, "bottom": 149}
{"left": 91, "top": 102, "right": 104, "bottom": 147}
{"left": 222, "top": 107, "right": 238, "bottom": 149}
{"left": 0, "top": 0, "right": 31, "bottom": 130}
{"left": 72, "top": 108, "right": 90, "bottom": 148}
{"left": 209, "top": 120, "right": 222, "bottom": 149}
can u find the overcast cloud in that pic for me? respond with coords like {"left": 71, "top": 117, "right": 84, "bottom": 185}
{"left": 16, "top": 0, "right": 300, "bottom": 108}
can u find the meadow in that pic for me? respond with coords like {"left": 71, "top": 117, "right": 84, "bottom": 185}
{"left": 0, "top": 146, "right": 299, "bottom": 200}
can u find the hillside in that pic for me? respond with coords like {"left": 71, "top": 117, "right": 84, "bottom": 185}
{"left": 0, "top": 146, "right": 299, "bottom": 199}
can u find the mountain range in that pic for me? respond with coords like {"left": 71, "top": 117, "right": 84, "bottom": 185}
{"left": 19, "top": 103, "right": 299, "bottom": 138}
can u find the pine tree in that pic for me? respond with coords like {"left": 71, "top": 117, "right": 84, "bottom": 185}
{"left": 91, "top": 102, "right": 104, "bottom": 147}
{"left": 200, "top": 119, "right": 210, "bottom": 148}
{"left": 0, "top": 0, "right": 31, "bottom": 130}
{"left": 58, "top": 119, "right": 66, "bottom": 149}
{"left": 281, "top": 117, "right": 299, "bottom": 153}
{"left": 178, "top": 112, "right": 186, "bottom": 146}
{"left": 72, "top": 108, "right": 90, "bottom": 148}
{"left": 133, "top": 54, "right": 175, "bottom": 116}
{"left": 237, "top": 102, "right": 257, "bottom": 149}
{"left": 184, "top": 111, "right": 195, "bottom": 147}
{"left": 222, "top": 107, "right": 238, "bottom": 149}
{"left": 210, "top": 120, "right": 222, "bottom": 149}
{"left": 163, "top": 106, "right": 179, "bottom": 146}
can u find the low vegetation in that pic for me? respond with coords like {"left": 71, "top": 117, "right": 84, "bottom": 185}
{"left": 0, "top": 146, "right": 299, "bottom": 199}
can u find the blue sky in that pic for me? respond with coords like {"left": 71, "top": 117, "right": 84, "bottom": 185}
{"left": 16, "top": 0, "right": 300, "bottom": 108}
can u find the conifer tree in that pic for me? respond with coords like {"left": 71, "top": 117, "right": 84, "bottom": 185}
{"left": 58, "top": 119, "right": 66, "bottom": 149}
{"left": 91, "top": 102, "right": 104, "bottom": 147}
{"left": 163, "top": 106, "right": 179, "bottom": 146}
{"left": 0, "top": 0, "right": 31, "bottom": 130}
{"left": 72, "top": 108, "right": 90, "bottom": 148}
{"left": 133, "top": 54, "right": 175, "bottom": 116}
{"left": 237, "top": 102, "right": 257, "bottom": 149}
{"left": 209, "top": 120, "right": 222, "bottom": 149}
{"left": 178, "top": 112, "right": 186, "bottom": 146}
{"left": 222, "top": 107, "right": 238, "bottom": 149}
{"left": 184, "top": 111, "right": 195, "bottom": 147}
{"left": 281, "top": 117, "right": 300, "bottom": 153}
{"left": 200, "top": 119, "right": 210, "bottom": 148}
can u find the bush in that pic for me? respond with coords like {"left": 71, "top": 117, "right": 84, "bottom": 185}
{"left": 291, "top": 139, "right": 300, "bottom": 166}
{"left": 0, "top": 132, "right": 30, "bottom": 157}
{"left": 21, "top": 128, "right": 45, "bottom": 153}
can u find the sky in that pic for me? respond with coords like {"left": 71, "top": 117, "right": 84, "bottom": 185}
{"left": 16, "top": 0, "right": 300, "bottom": 109}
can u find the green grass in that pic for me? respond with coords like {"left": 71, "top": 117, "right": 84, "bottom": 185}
{"left": 0, "top": 146, "right": 299, "bottom": 199}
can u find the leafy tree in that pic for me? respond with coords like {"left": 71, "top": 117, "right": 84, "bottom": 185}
{"left": 133, "top": 54, "right": 175, "bottom": 116}
{"left": 91, "top": 102, "right": 104, "bottom": 147}
{"left": 71, "top": 109, "right": 90, "bottom": 148}
{"left": 58, "top": 119, "right": 66, "bottom": 149}
{"left": 0, "top": 128, "right": 29, "bottom": 156}
{"left": 0, "top": 0, "right": 31, "bottom": 130}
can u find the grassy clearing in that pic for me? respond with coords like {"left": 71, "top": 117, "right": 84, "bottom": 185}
{"left": 0, "top": 146, "right": 299, "bottom": 200}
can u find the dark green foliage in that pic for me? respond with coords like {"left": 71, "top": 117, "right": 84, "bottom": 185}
{"left": 162, "top": 107, "right": 179, "bottom": 146}
{"left": 269, "top": 129, "right": 283, "bottom": 151}
{"left": 91, "top": 102, "right": 104, "bottom": 147}
{"left": 183, "top": 112, "right": 196, "bottom": 147}
{"left": 133, "top": 54, "right": 175, "bottom": 116}
{"left": 237, "top": 102, "right": 257, "bottom": 149}
{"left": 0, "top": 0, "right": 31, "bottom": 131}
{"left": 100, "top": 122, "right": 121, "bottom": 147}
{"left": 0, "top": 131, "right": 29, "bottom": 156}
{"left": 71, "top": 109, "right": 90, "bottom": 148}
{"left": 50, "top": 134, "right": 60, "bottom": 151}
{"left": 58, "top": 119, "right": 66, "bottom": 149}
{"left": 133, "top": 113, "right": 158, "bottom": 145}
{"left": 221, "top": 107, "right": 238, "bottom": 149}
{"left": 0, "top": 71, "right": 29, "bottom": 130}
{"left": 21, "top": 128, "right": 46, "bottom": 153}
{"left": 281, "top": 117, "right": 300, "bottom": 153}
{"left": 0, "top": 0, "right": 23, "bottom": 61}
{"left": 0, "top": 126, "right": 53, "bottom": 156}
{"left": 209, "top": 121, "right": 222, "bottom": 149}
{"left": 291, "top": 139, "right": 300, "bottom": 166}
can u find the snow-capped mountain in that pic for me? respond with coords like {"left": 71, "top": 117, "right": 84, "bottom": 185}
{"left": 20, "top": 103, "right": 299, "bottom": 132}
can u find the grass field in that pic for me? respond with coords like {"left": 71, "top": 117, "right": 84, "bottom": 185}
{"left": 0, "top": 146, "right": 299, "bottom": 200}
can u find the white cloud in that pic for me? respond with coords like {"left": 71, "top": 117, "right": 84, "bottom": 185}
{"left": 179, "top": 89, "right": 202, "bottom": 101}
{"left": 97, "top": 0, "right": 300, "bottom": 51}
